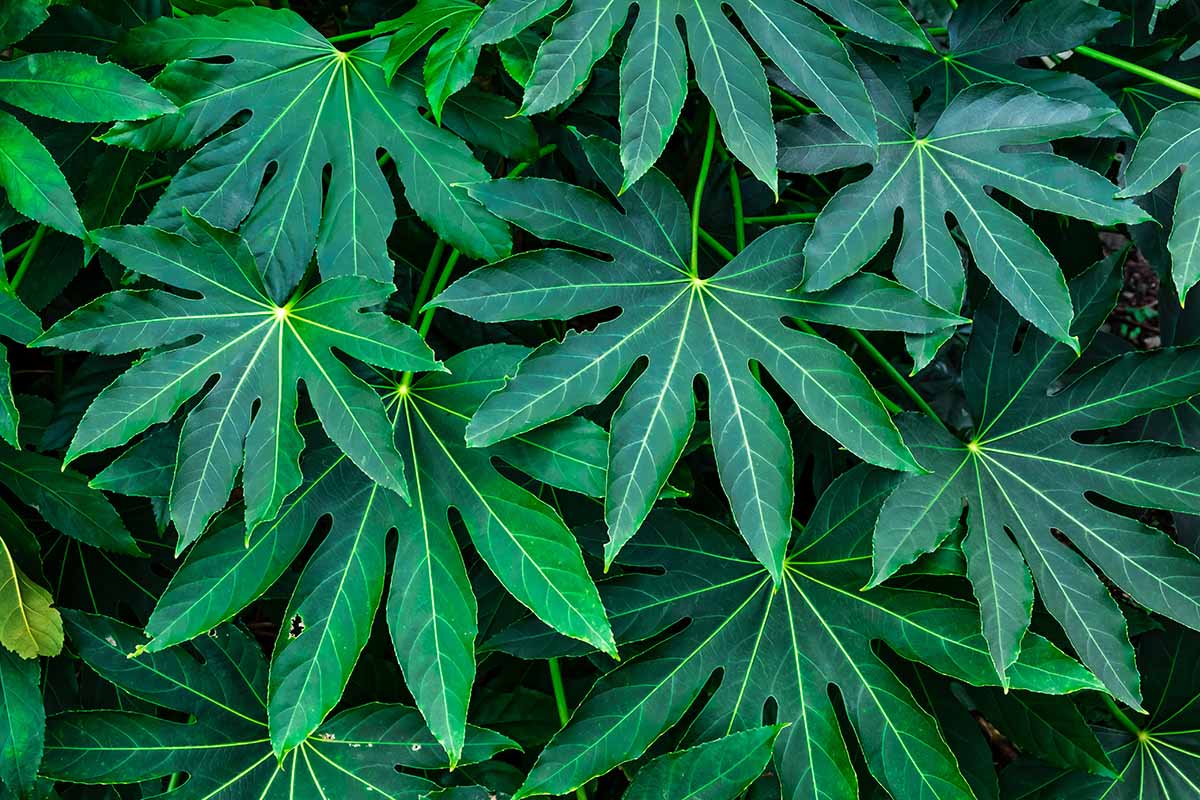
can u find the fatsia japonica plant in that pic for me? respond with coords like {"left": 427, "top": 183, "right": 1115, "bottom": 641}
{"left": 5, "top": 1, "right": 1200, "bottom": 799}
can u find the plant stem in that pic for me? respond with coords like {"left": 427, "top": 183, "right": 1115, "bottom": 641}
{"left": 769, "top": 85, "right": 815, "bottom": 116}
{"left": 729, "top": 163, "right": 746, "bottom": 254}
{"left": 744, "top": 212, "right": 819, "bottom": 224}
{"left": 409, "top": 240, "right": 446, "bottom": 327}
{"left": 135, "top": 174, "right": 172, "bottom": 193}
{"left": 690, "top": 108, "right": 717, "bottom": 276}
{"left": 1074, "top": 45, "right": 1200, "bottom": 101}
{"left": 327, "top": 21, "right": 399, "bottom": 43}
{"left": 10, "top": 224, "right": 47, "bottom": 293}
{"left": 696, "top": 227, "right": 942, "bottom": 424}
{"left": 416, "top": 251, "right": 460, "bottom": 339}
{"left": 1101, "top": 694, "right": 1144, "bottom": 738}
{"left": 844, "top": 328, "right": 946, "bottom": 430}
{"left": 548, "top": 658, "right": 589, "bottom": 800}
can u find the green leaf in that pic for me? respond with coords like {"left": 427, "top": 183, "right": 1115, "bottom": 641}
{"left": 1119, "top": 102, "right": 1200, "bottom": 301}
{"left": 501, "top": 466, "right": 1101, "bottom": 800}
{"left": 473, "top": 0, "right": 923, "bottom": 188}
{"left": 0, "top": 51, "right": 173, "bottom": 123}
{"left": 382, "top": 0, "right": 483, "bottom": 122}
{"left": 873, "top": 272, "right": 1200, "bottom": 702}
{"left": 780, "top": 54, "right": 1147, "bottom": 352}
{"left": 0, "top": 536, "right": 62, "bottom": 659}
{"left": 141, "top": 345, "right": 611, "bottom": 764}
{"left": 970, "top": 688, "right": 1114, "bottom": 777}
{"left": 0, "top": 647, "right": 43, "bottom": 795}
{"left": 0, "top": 0, "right": 49, "bottom": 48}
{"left": 0, "top": 110, "right": 83, "bottom": 237}
{"left": 899, "top": 0, "right": 1129, "bottom": 137}
{"left": 624, "top": 725, "right": 785, "bottom": 800}
{"left": 0, "top": 293, "right": 41, "bottom": 448}
{"left": 41, "top": 611, "right": 517, "bottom": 797}
{"left": 434, "top": 135, "right": 961, "bottom": 578}
{"left": 35, "top": 216, "right": 439, "bottom": 550}
{"left": 105, "top": 6, "right": 511, "bottom": 297}
{"left": 999, "top": 623, "right": 1200, "bottom": 799}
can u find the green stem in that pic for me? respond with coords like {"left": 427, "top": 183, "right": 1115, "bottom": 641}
{"left": 409, "top": 240, "right": 446, "bottom": 327}
{"left": 1101, "top": 694, "right": 1144, "bottom": 738}
{"left": 327, "top": 21, "right": 399, "bottom": 43}
{"left": 769, "top": 85, "right": 815, "bottom": 116}
{"left": 729, "top": 163, "right": 746, "bottom": 254}
{"left": 416, "top": 251, "right": 460, "bottom": 339}
{"left": 10, "top": 225, "right": 47, "bottom": 293}
{"left": 844, "top": 328, "right": 945, "bottom": 428}
{"left": 1074, "top": 45, "right": 1200, "bottom": 101}
{"left": 548, "top": 658, "right": 589, "bottom": 800}
{"left": 691, "top": 108, "right": 717, "bottom": 276}
{"left": 744, "top": 212, "right": 819, "bottom": 224}
{"left": 135, "top": 174, "right": 172, "bottom": 193}
{"left": 696, "top": 228, "right": 941, "bottom": 423}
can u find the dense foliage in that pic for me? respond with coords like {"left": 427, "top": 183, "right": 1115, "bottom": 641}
{"left": 3, "top": 0, "right": 1200, "bottom": 798}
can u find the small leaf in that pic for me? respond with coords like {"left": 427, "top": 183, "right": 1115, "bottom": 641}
{"left": 0, "top": 536, "right": 63, "bottom": 659}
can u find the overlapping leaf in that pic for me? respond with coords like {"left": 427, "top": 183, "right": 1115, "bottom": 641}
{"left": 898, "top": 0, "right": 1129, "bottom": 136}
{"left": 0, "top": 50, "right": 172, "bottom": 238}
{"left": 40, "top": 611, "right": 517, "bottom": 798}
{"left": 1119, "top": 102, "right": 1200, "bottom": 300}
{"left": 383, "top": 0, "right": 482, "bottom": 121}
{"left": 493, "top": 466, "right": 1101, "bottom": 800}
{"left": 104, "top": 6, "right": 510, "bottom": 298}
{"left": 872, "top": 258, "right": 1200, "bottom": 704}
{"left": 1001, "top": 624, "right": 1200, "bottom": 800}
{"left": 35, "top": 215, "right": 439, "bottom": 548}
{"left": 472, "top": 0, "right": 930, "bottom": 188}
{"left": 138, "top": 345, "right": 612, "bottom": 764}
{"left": 779, "top": 53, "right": 1146, "bottom": 362}
{"left": 434, "top": 135, "right": 964, "bottom": 578}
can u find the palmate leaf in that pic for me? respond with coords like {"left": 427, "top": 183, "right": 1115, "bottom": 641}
{"left": 493, "top": 466, "right": 1102, "bottom": 800}
{"left": 34, "top": 215, "right": 439, "bottom": 549}
{"left": 899, "top": 0, "right": 1129, "bottom": 136}
{"left": 871, "top": 259, "right": 1200, "bottom": 704}
{"left": 623, "top": 725, "right": 784, "bottom": 800}
{"left": 472, "top": 0, "right": 929, "bottom": 189}
{"left": 138, "top": 345, "right": 612, "bottom": 763}
{"left": 1118, "top": 102, "right": 1200, "bottom": 301}
{"left": 779, "top": 54, "right": 1147, "bottom": 360}
{"left": 104, "top": 6, "right": 511, "bottom": 299}
{"left": 0, "top": 50, "right": 172, "bottom": 238}
{"left": 1001, "top": 623, "right": 1200, "bottom": 800}
{"left": 41, "top": 611, "right": 517, "bottom": 798}
{"left": 433, "top": 135, "right": 963, "bottom": 579}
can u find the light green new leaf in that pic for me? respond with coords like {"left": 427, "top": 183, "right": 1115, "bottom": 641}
{"left": 1119, "top": 102, "right": 1200, "bottom": 301}
{"left": 434, "top": 135, "right": 962, "bottom": 579}
{"left": 473, "top": 0, "right": 925, "bottom": 188}
{"left": 0, "top": 51, "right": 170, "bottom": 240}
{"left": 873, "top": 277, "right": 1200, "bottom": 702}
{"left": 41, "top": 612, "right": 517, "bottom": 798}
{"left": 105, "top": 6, "right": 510, "bottom": 298}
{"left": 498, "top": 466, "right": 1100, "bottom": 800}
{"left": 383, "top": 0, "right": 482, "bottom": 122}
{"left": 0, "top": 537, "right": 61, "bottom": 659}
{"left": 780, "top": 55, "right": 1146, "bottom": 356}
{"left": 0, "top": 648, "right": 43, "bottom": 795}
{"left": 1000, "top": 624, "right": 1200, "bottom": 800}
{"left": 625, "top": 726, "right": 784, "bottom": 800}
{"left": 140, "top": 345, "right": 611, "bottom": 764}
{"left": 35, "top": 215, "right": 439, "bottom": 550}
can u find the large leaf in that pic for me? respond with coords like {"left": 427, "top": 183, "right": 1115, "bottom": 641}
{"left": 35, "top": 215, "right": 439, "bottom": 548}
{"left": 41, "top": 612, "right": 517, "bottom": 798}
{"left": 472, "top": 0, "right": 929, "bottom": 188}
{"left": 1000, "top": 623, "right": 1200, "bottom": 800}
{"left": 433, "top": 135, "right": 963, "bottom": 578}
{"left": 140, "top": 345, "right": 612, "bottom": 763}
{"left": 0, "top": 51, "right": 171, "bottom": 239}
{"left": 495, "top": 466, "right": 1101, "bottom": 800}
{"left": 624, "top": 725, "right": 784, "bottom": 800}
{"left": 779, "top": 54, "right": 1146, "bottom": 358}
{"left": 871, "top": 261, "right": 1200, "bottom": 703}
{"left": 0, "top": 536, "right": 61, "bottom": 659}
{"left": 105, "top": 6, "right": 511, "bottom": 298}
{"left": 1118, "top": 102, "right": 1200, "bottom": 300}
{"left": 0, "top": 648, "right": 43, "bottom": 796}
{"left": 899, "top": 0, "right": 1129, "bottom": 136}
